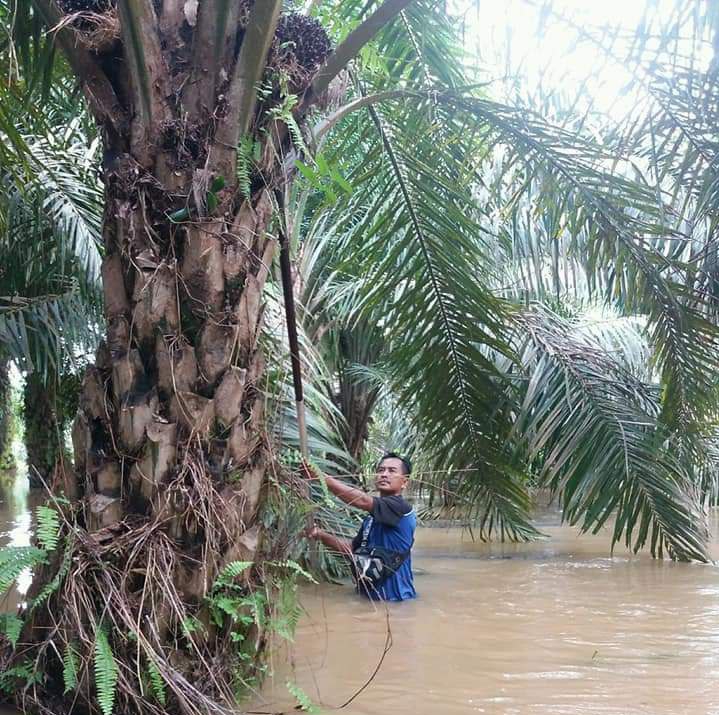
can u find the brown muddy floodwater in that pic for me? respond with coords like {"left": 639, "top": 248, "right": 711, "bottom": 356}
{"left": 254, "top": 516, "right": 719, "bottom": 715}
{"left": 4, "top": 469, "right": 719, "bottom": 715}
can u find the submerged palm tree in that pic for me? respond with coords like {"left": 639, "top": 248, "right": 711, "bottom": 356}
{"left": 0, "top": 1, "right": 718, "bottom": 713}
{"left": 0, "top": 82, "right": 104, "bottom": 483}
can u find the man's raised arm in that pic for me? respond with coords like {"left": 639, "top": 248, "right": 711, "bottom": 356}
{"left": 302, "top": 462, "right": 374, "bottom": 512}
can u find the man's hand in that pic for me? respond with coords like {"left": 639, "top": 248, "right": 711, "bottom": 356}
{"left": 304, "top": 523, "right": 322, "bottom": 540}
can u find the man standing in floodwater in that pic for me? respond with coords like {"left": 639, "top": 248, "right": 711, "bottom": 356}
{"left": 305, "top": 453, "right": 417, "bottom": 602}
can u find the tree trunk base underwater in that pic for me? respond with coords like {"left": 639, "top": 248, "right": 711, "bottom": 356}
{"left": 1, "top": 455, "right": 310, "bottom": 715}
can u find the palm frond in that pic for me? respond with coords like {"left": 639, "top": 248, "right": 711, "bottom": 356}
{"left": 441, "top": 90, "right": 719, "bottom": 430}
{"left": 300, "top": 89, "right": 537, "bottom": 539}
{"left": 24, "top": 126, "right": 103, "bottom": 286}
{"left": 295, "top": 1, "right": 719, "bottom": 542}
{"left": 514, "top": 305, "right": 709, "bottom": 561}
{"left": 0, "top": 83, "right": 102, "bottom": 374}
{"left": 0, "top": 291, "right": 99, "bottom": 375}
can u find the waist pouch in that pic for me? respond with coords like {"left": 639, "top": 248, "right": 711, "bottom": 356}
{"left": 351, "top": 516, "right": 410, "bottom": 591}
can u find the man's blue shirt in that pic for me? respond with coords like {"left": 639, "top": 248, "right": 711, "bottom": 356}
{"left": 352, "top": 495, "right": 417, "bottom": 601}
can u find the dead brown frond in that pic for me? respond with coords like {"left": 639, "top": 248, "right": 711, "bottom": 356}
{"left": 12, "top": 514, "right": 243, "bottom": 715}
{"left": 52, "top": 8, "right": 120, "bottom": 54}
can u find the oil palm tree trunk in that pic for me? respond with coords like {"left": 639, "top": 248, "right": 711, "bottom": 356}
{"left": 24, "top": 373, "right": 61, "bottom": 488}
{"left": 0, "top": 358, "right": 13, "bottom": 470}
{"left": 10, "top": 1, "right": 415, "bottom": 712}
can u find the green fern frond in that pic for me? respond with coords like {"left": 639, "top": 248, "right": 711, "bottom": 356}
{"left": 237, "top": 135, "right": 255, "bottom": 199}
{"left": 274, "top": 580, "right": 301, "bottom": 641}
{"left": 35, "top": 505, "right": 60, "bottom": 551}
{"left": 0, "top": 546, "right": 46, "bottom": 595}
{"left": 268, "top": 86, "right": 307, "bottom": 156}
{"left": 62, "top": 643, "right": 79, "bottom": 694}
{"left": 214, "top": 561, "right": 253, "bottom": 589}
{"left": 146, "top": 658, "right": 166, "bottom": 706}
{"left": 284, "top": 113, "right": 307, "bottom": 154}
{"left": 31, "top": 538, "right": 73, "bottom": 610}
{"left": 286, "top": 681, "right": 319, "bottom": 713}
{"left": 271, "top": 559, "right": 317, "bottom": 584}
{"left": 244, "top": 591, "right": 268, "bottom": 631}
{"left": 94, "top": 629, "right": 118, "bottom": 715}
{"left": 0, "top": 613, "right": 23, "bottom": 648}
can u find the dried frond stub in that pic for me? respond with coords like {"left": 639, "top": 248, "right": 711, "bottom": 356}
{"left": 53, "top": 7, "right": 120, "bottom": 53}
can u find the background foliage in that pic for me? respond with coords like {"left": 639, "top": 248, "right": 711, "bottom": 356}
{"left": 0, "top": 0, "right": 717, "bottom": 564}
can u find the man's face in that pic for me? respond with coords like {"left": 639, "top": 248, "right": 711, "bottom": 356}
{"left": 374, "top": 457, "right": 409, "bottom": 496}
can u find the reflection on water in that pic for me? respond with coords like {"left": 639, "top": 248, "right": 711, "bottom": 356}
{"left": 0, "top": 454, "right": 41, "bottom": 715}
{"left": 3, "top": 469, "right": 719, "bottom": 715}
{"left": 0, "top": 454, "right": 40, "bottom": 601}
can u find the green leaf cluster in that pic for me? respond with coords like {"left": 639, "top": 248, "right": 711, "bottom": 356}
{"left": 0, "top": 613, "right": 22, "bottom": 648}
{"left": 0, "top": 545, "right": 46, "bottom": 595}
{"left": 286, "top": 680, "right": 319, "bottom": 713}
{"left": 62, "top": 643, "right": 79, "bottom": 695}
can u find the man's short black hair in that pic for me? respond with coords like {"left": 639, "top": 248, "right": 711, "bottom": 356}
{"left": 377, "top": 452, "right": 412, "bottom": 476}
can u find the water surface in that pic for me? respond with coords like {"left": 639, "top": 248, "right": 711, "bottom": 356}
{"left": 3, "top": 470, "right": 719, "bottom": 715}
{"left": 253, "top": 517, "right": 719, "bottom": 715}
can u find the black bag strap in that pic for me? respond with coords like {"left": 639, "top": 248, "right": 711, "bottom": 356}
{"left": 353, "top": 515, "right": 413, "bottom": 590}
{"left": 359, "top": 515, "right": 374, "bottom": 549}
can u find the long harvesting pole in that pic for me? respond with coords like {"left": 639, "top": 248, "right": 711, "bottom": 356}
{"left": 275, "top": 189, "right": 309, "bottom": 459}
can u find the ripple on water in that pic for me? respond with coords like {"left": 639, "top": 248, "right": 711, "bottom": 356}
{"left": 251, "top": 521, "right": 719, "bottom": 715}
{"left": 503, "top": 670, "right": 585, "bottom": 680}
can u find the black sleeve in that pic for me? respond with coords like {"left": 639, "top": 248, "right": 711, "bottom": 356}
{"left": 371, "top": 495, "right": 412, "bottom": 528}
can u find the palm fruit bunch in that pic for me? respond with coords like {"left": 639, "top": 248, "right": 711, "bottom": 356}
{"left": 272, "top": 12, "right": 332, "bottom": 90}
{"left": 57, "top": 0, "right": 115, "bottom": 12}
